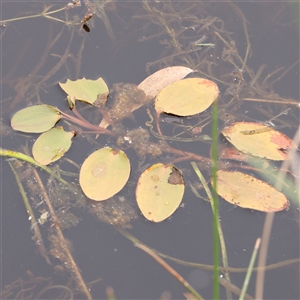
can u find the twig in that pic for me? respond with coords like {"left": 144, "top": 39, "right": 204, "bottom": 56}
{"left": 0, "top": 5, "right": 66, "bottom": 24}
{"left": 242, "top": 98, "right": 300, "bottom": 107}
{"left": 26, "top": 149, "right": 92, "bottom": 299}
{"left": 117, "top": 228, "right": 299, "bottom": 273}
{"left": 7, "top": 161, "right": 52, "bottom": 265}
{"left": 267, "top": 59, "right": 300, "bottom": 88}
{"left": 255, "top": 127, "right": 300, "bottom": 299}
{"left": 219, "top": 278, "right": 254, "bottom": 300}
{"left": 135, "top": 243, "right": 204, "bottom": 300}
{"left": 229, "top": 1, "right": 251, "bottom": 71}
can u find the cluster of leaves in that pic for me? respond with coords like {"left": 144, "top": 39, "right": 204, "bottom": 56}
{"left": 11, "top": 66, "right": 295, "bottom": 221}
{"left": 10, "top": 66, "right": 215, "bottom": 222}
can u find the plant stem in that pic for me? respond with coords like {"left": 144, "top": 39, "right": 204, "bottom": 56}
{"left": 0, "top": 148, "right": 68, "bottom": 185}
{"left": 211, "top": 98, "right": 220, "bottom": 299}
{"left": 118, "top": 228, "right": 299, "bottom": 273}
{"left": 58, "top": 108, "right": 114, "bottom": 135}
{"left": 8, "top": 161, "right": 52, "bottom": 265}
{"left": 0, "top": 6, "right": 66, "bottom": 24}
{"left": 135, "top": 243, "right": 204, "bottom": 300}
{"left": 239, "top": 238, "right": 261, "bottom": 300}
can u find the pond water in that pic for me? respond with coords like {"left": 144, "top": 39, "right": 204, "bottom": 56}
{"left": 1, "top": 1, "right": 299, "bottom": 299}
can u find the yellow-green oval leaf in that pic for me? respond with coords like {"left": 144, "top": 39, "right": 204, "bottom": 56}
{"left": 32, "top": 127, "right": 74, "bottom": 165}
{"left": 79, "top": 147, "right": 130, "bottom": 201}
{"left": 214, "top": 170, "right": 289, "bottom": 212}
{"left": 11, "top": 105, "right": 61, "bottom": 133}
{"left": 59, "top": 77, "right": 109, "bottom": 105}
{"left": 155, "top": 78, "right": 219, "bottom": 116}
{"left": 136, "top": 163, "right": 185, "bottom": 222}
{"left": 222, "top": 122, "right": 296, "bottom": 160}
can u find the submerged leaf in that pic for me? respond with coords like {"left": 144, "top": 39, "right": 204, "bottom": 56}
{"left": 59, "top": 77, "right": 109, "bottom": 105}
{"left": 155, "top": 78, "right": 219, "bottom": 116}
{"left": 32, "top": 127, "right": 74, "bottom": 165}
{"left": 222, "top": 122, "right": 296, "bottom": 160}
{"left": 138, "top": 66, "right": 194, "bottom": 98}
{"left": 136, "top": 163, "right": 185, "bottom": 222}
{"left": 11, "top": 105, "right": 61, "bottom": 133}
{"left": 79, "top": 147, "right": 130, "bottom": 201}
{"left": 214, "top": 170, "right": 289, "bottom": 212}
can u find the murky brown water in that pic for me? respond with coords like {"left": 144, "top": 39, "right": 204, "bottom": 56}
{"left": 1, "top": 1, "right": 299, "bottom": 299}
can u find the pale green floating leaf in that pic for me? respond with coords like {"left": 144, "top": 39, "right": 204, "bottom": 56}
{"left": 136, "top": 163, "right": 185, "bottom": 222}
{"left": 32, "top": 127, "right": 75, "bottom": 165}
{"left": 155, "top": 78, "right": 219, "bottom": 116}
{"left": 59, "top": 77, "right": 109, "bottom": 105}
{"left": 11, "top": 105, "right": 61, "bottom": 133}
{"left": 79, "top": 147, "right": 130, "bottom": 201}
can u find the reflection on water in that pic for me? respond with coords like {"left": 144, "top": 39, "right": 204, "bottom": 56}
{"left": 1, "top": 1, "right": 299, "bottom": 299}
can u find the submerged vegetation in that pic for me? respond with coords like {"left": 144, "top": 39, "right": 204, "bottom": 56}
{"left": 1, "top": 1, "right": 299, "bottom": 299}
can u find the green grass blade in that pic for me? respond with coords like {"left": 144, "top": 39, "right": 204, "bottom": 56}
{"left": 239, "top": 238, "right": 261, "bottom": 300}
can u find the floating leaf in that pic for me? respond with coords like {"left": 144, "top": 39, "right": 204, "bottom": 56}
{"left": 155, "top": 78, "right": 219, "bottom": 116}
{"left": 32, "top": 127, "right": 74, "bottom": 165}
{"left": 214, "top": 170, "right": 289, "bottom": 212}
{"left": 222, "top": 122, "right": 296, "bottom": 160}
{"left": 59, "top": 77, "right": 109, "bottom": 105}
{"left": 136, "top": 163, "right": 185, "bottom": 222}
{"left": 138, "top": 66, "right": 194, "bottom": 98}
{"left": 79, "top": 147, "right": 130, "bottom": 201}
{"left": 11, "top": 105, "right": 61, "bottom": 133}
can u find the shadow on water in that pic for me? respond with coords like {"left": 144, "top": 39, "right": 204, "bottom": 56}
{"left": 1, "top": 1, "right": 299, "bottom": 299}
